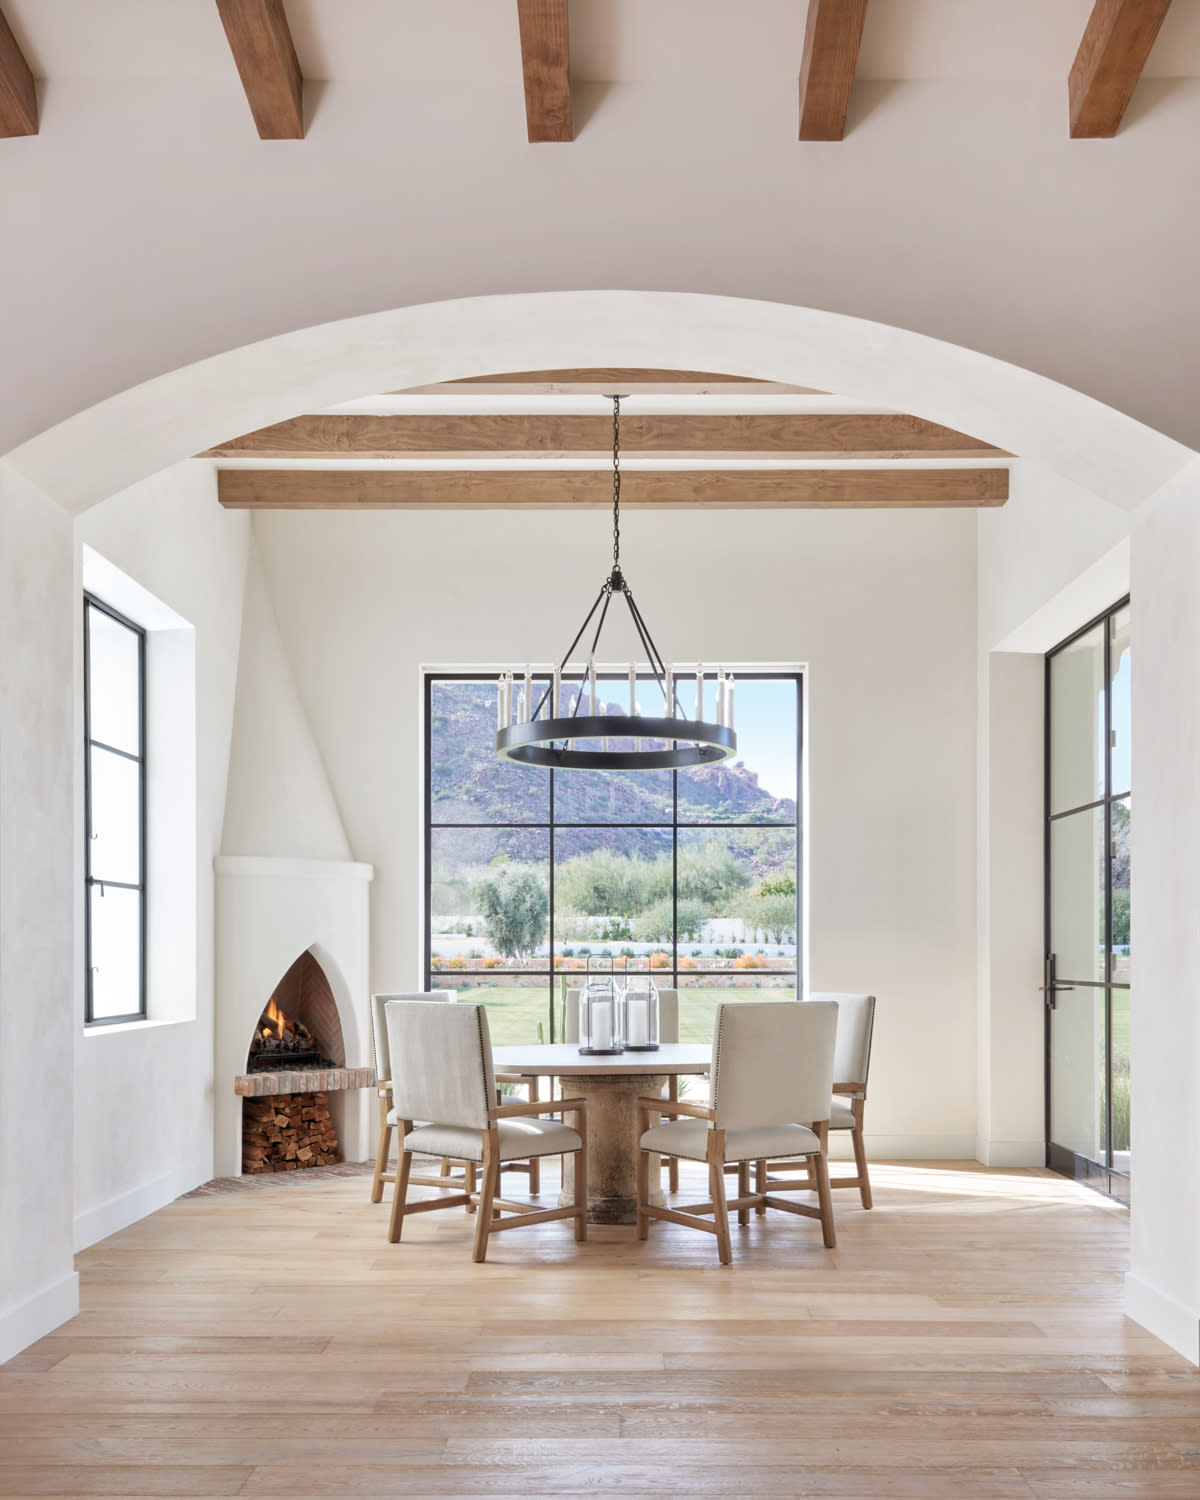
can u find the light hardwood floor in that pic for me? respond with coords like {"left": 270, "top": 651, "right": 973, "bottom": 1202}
{"left": 2, "top": 1161, "right": 1199, "bottom": 1498}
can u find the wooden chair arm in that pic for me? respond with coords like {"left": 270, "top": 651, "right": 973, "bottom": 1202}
{"left": 490, "top": 1097, "right": 586, "bottom": 1120}
{"left": 833, "top": 1081, "right": 865, "bottom": 1095}
{"left": 494, "top": 1071, "right": 530, "bottom": 1084}
{"left": 377, "top": 1079, "right": 392, "bottom": 1098}
{"left": 637, "top": 1095, "right": 714, "bottom": 1120}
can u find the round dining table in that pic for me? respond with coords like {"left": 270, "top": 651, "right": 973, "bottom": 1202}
{"left": 491, "top": 1042, "right": 711, "bottom": 1225}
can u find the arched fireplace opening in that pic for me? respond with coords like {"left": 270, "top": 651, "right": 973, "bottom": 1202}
{"left": 246, "top": 950, "right": 346, "bottom": 1072}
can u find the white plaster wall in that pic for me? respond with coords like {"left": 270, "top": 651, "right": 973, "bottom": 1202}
{"left": 222, "top": 543, "right": 352, "bottom": 861}
{"left": 1127, "top": 460, "right": 1200, "bottom": 1365}
{"left": 253, "top": 504, "right": 980, "bottom": 1159}
{"left": 72, "top": 463, "right": 250, "bottom": 1248}
{"left": 0, "top": 462, "right": 78, "bottom": 1362}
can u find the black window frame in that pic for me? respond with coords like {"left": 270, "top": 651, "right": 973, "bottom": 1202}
{"left": 1044, "top": 594, "right": 1131, "bottom": 1202}
{"left": 84, "top": 593, "right": 148, "bottom": 1026}
{"left": 424, "top": 669, "right": 804, "bottom": 1039}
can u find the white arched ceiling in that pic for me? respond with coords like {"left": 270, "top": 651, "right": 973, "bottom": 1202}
{"left": 3, "top": 290, "right": 1193, "bottom": 516}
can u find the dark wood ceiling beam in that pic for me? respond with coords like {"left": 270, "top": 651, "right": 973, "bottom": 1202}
{"left": 517, "top": 0, "right": 573, "bottom": 142}
{"left": 204, "top": 412, "right": 1005, "bottom": 461}
{"left": 0, "top": 5, "right": 37, "bottom": 137}
{"left": 1069, "top": 0, "right": 1173, "bottom": 138}
{"left": 798, "top": 0, "right": 869, "bottom": 142}
{"left": 218, "top": 467, "right": 1009, "bottom": 510}
{"left": 216, "top": 0, "right": 304, "bottom": 139}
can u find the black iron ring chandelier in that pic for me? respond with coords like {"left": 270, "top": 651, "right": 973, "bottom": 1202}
{"left": 495, "top": 395, "right": 738, "bottom": 772}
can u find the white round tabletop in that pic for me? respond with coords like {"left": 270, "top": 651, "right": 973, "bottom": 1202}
{"left": 492, "top": 1042, "right": 710, "bottom": 1077}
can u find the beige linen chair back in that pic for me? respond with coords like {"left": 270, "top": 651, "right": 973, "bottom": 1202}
{"left": 711, "top": 1000, "right": 837, "bottom": 1131}
{"left": 563, "top": 986, "right": 679, "bottom": 1043}
{"left": 371, "top": 990, "right": 454, "bottom": 1080}
{"left": 807, "top": 992, "right": 875, "bottom": 1096}
{"left": 385, "top": 1000, "right": 496, "bottom": 1130}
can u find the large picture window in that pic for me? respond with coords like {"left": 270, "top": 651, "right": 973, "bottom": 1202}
{"left": 425, "top": 671, "right": 803, "bottom": 1044}
{"left": 84, "top": 595, "right": 146, "bottom": 1024}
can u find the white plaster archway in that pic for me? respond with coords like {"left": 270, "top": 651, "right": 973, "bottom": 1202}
{"left": 3, "top": 291, "right": 1193, "bottom": 516}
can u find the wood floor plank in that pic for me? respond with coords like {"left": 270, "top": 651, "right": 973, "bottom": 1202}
{"left": 5, "top": 1162, "right": 1195, "bottom": 1497}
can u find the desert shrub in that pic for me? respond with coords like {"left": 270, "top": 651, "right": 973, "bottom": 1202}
{"left": 473, "top": 866, "right": 550, "bottom": 961}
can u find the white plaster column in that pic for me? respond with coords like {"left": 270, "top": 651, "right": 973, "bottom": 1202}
{"left": 0, "top": 461, "right": 79, "bottom": 1361}
{"left": 1125, "top": 460, "right": 1200, "bottom": 1366}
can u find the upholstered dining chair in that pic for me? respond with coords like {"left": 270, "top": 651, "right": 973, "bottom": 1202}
{"left": 564, "top": 985, "right": 683, "bottom": 1188}
{"left": 636, "top": 1000, "right": 838, "bottom": 1265}
{"left": 384, "top": 1000, "right": 588, "bottom": 1262}
{"left": 369, "top": 990, "right": 461, "bottom": 1204}
{"left": 759, "top": 992, "right": 877, "bottom": 1209}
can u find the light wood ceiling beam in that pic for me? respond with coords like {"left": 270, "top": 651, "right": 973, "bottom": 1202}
{"left": 798, "top": 0, "right": 869, "bottom": 142}
{"left": 0, "top": 5, "right": 36, "bottom": 137}
{"left": 217, "top": 468, "right": 1008, "bottom": 510}
{"left": 1069, "top": 0, "right": 1173, "bottom": 138}
{"left": 517, "top": 0, "right": 572, "bottom": 142}
{"left": 216, "top": 0, "right": 304, "bottom": 140}
{"left": 395, "top": 369, "right": 820, "bottom": 396}
{"left": 205, "top": 412, "right": 1004, "bottom": 461}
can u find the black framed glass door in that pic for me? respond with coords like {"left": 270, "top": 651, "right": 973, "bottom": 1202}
{"left": 1045, "top": 599, "right": 1131, "bottom": 1201}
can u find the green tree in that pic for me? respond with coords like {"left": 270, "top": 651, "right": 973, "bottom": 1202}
{"left": 632, "top": 896, "right": 707, "bottom": 944}
{"left": 677, "top": 841, "right": 751, "bottom": 906}
{"left": 473, "top": 866, "right": 549, "bottom": 961}
{"left": 556, "top": 848, "right": 669, "bottom": 917}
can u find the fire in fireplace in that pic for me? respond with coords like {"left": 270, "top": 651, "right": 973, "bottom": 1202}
{"left": 248, "top": 993, "right": 332, "bottom": 1072}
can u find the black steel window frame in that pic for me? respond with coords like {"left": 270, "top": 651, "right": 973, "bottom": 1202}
{"left": 1043, "top": 594, "right": 1130, "bottom": 1202}
{"left": 424, "top": 670, "right": 804, "bottom": 1031}
{"left": 84, "top": 594, "right": 148, "bottom": 1026}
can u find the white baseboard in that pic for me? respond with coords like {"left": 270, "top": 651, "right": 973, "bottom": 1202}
{"left": 0, "top": 1271, "right": 79, "bottom": 1365}
{"left": 974, "top": 1137, "right": 1046, "bottom": 1169}
{"left": 1125, "top": 1271, "right": 1200, "bottom": 1366}
{"left": 831, "top": 1133, "right": 978, "bottom": 1162}
{"left": 73, "top": 1166, "right": 200, "bottom": 1252}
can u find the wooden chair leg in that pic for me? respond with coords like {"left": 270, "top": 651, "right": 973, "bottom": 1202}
{"left": 708, "top": 1131, "right": 732, "bottom": 1265}
{"left": 472, "top": 1132, "right": 500, "bottom": 1263}
{"left": 464, "top": 1160, "right": 477, "bottom": 1212}
{"left": 527, "top": 1078, "right": 541, "bottom": 1194}
{"left": 851, "top": 1099, "right": 873, "bottom": 1209}
{"left": 667, "top": 1077, "right": 679, "bottom": 1192}
{"left": 813, "top": 1123, "right": 836, "bottom": 1249}
{"left": 439, "top": 1157, "right": 452, "bottom": 1179}
{"left": 371, "top": 1094, "right": 393, "bottom": 1204}
{"left": 754, "top": 1158, "right": 766, "bottom": 1214}
{"left": 737, "top": 1161, "right": 750, "bottom": 1226}
{"left": 386, "top": 1143, "right": 413, "bottom": 1243}
{"left": 573, "top": 1106, "right": 588, "bottom": 1243}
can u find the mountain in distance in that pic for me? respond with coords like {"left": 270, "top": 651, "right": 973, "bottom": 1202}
{"left": 430, "top": 683, "right": 795, "bottom": 863}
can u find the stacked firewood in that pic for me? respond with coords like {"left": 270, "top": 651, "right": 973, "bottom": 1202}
{"left": 242, "top": 1091, "right": 340, "bottom": 1173}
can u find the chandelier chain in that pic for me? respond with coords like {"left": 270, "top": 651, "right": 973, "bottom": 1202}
{"left": 611, "top": 394, "right": 621, "bottom": 577}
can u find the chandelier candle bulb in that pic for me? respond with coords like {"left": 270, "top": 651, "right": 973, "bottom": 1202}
{"left": 629, "top": 662, "right": 636, "bottom": 716}
{"left": 523, "top": 667, "right": 533, "bottom": 722}
{"left": 552, "top": 668, "right": 561, "bottom": 720}
{"left": 696, "top": 666, "right": 704, "bottom": 723}
{"left": 727, "top": 677, "right": 735, "bottom": 731}
{"left": 589, "top": 658, "right": 597, "bottom": 717}
{"left": 665, "top": 666, "right": 674, "bottom": 717}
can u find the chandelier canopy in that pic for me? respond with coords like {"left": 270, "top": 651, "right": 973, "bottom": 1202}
{"left": 495, "top": 396, "right": 738, "bottom": 772}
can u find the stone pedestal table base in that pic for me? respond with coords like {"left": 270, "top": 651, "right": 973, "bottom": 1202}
{"left": 557, "top": 1072, "right": 669, "bottom": 1225}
